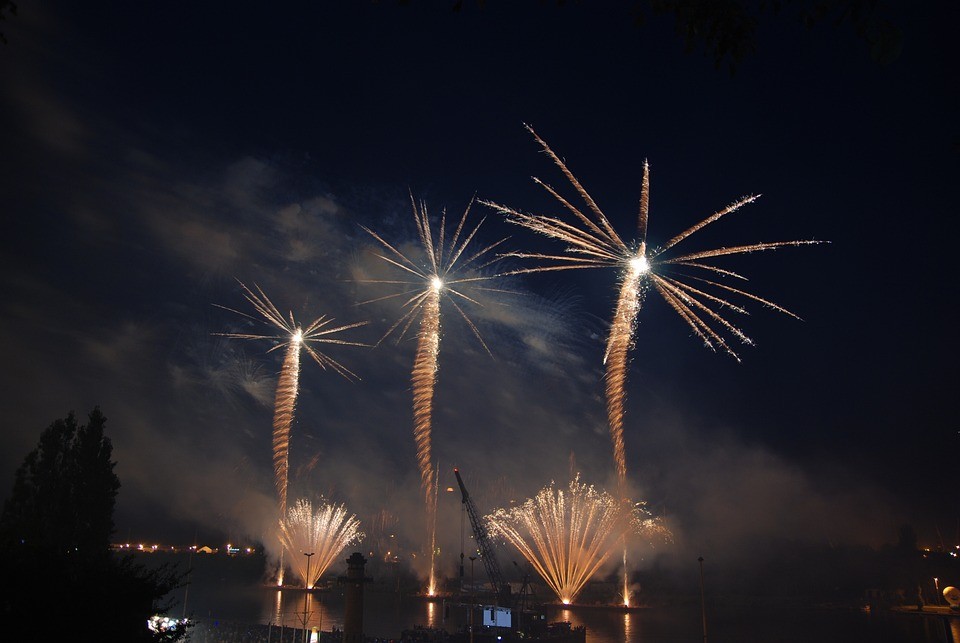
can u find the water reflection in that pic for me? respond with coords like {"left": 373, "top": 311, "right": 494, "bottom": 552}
{"left": 622, "top": 612, "right": 634, "bottom": 643}
{"left": 183, "top": 575, "right": 960, "bottom": 643}
{"left": 263, "top": 589, "right": 340, "bottom": 632}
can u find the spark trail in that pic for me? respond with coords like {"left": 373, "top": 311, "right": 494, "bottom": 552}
{"left": 215, "top": 280, "right": 367, "bottom": 584}
{"left": 481, "top": 124, "right": 825, "bottom": 603}
{"left": 359, "top": 193, "right": 508, "bottom": 595}
{"left": 486, "top": 477, "right": 668, "bottom": 606}
{"left": 278, "top": 498, "right": 364, "bottom": 588}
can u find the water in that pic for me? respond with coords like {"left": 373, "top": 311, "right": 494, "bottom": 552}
{"left": 184, "top": 592, "right": 960, "bottom": 643}
{"left": 160, "top": 553, "right": 959, "bottom": 643}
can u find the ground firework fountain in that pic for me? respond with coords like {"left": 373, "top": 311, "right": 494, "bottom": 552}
{"left": 278, "top": 498, "right": 364, "bottom": 588}
{"left": 487, "top": 476, "right": 669, "bottom": 606}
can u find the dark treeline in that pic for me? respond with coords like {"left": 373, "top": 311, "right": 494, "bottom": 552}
{"left": 0, "top": 408, "right": 189, "bottom": 642}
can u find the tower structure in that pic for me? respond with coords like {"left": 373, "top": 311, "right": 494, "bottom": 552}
{"left": 341, "top": 552, "right": 369, "bottom": 643}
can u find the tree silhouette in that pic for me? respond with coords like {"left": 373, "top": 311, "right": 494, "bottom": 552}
{"left": 0, "top": 1, "right": 15, "bottom": 46}
{"left": 386, "top": 0, "right": 902, "bottom": 73}
{"left": 0, "top": 408, "right": 188, "bottom": 642}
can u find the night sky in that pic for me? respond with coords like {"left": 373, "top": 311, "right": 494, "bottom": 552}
{"left": 1, "top": 1, "right": 957, "bottom": 583}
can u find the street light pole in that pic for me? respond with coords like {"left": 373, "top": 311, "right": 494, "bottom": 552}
{"left": 303, "top": 552, "right": 315, "bottom": 643}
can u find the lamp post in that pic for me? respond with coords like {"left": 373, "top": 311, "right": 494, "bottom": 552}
{"left": 303, "top": 552, "right": 315, "bottom": 643}
{"left": 935, "top": 578, "right": 942, "bottom": 606}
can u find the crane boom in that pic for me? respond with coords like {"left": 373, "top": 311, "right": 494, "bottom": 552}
{"left": 454, "top": 467, "right": 511, "bottom": 606}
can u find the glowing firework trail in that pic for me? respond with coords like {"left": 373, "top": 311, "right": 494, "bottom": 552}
{"left": 278, "top": 498, "right": 364, "bottom": 588}
{"left": 412, "top": 288, "right": 440, "bottom": 509}
{"left": 359, "top": 193, "right": 508, "bottom": 594}
{"left": 487, "top": 477, "right": 667, "bottom": 605}
{"left": 481, "top": 125, "right": 825, "bottom": 489}
{"left": 215, "top": 281, "right": 367, "bottom": 513}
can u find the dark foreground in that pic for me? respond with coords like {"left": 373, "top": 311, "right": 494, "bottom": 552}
{"left": 185, "top": 618, "right": 586, "bottom": 643}
{"left": 181, "top": 605, "right": 960, "bottom": 643}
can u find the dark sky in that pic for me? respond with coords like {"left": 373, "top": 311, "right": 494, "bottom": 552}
{"left": 1, "top": 1, "right": 957, "bottom": 583}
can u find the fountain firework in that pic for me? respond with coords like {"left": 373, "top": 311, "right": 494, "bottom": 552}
{"left": 359, "top": 193, "right": 509, "bottom": 595}
{"left": 481, "top": 125, "right": 824, "bottom": 603}
{"left": 278, "top": 498, "right": 364, "bottom": 588}
{"left": 487, "top": 476, "right": 667, "bottom": 606}
{"left": 215, "top": 280, "right": 367, "bottom": 584}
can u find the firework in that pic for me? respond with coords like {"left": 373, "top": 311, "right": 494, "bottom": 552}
{"left": 482, "top": 125, "right": 824, "bottom": 605}
{"left": 481, "top": 125, "right": 825, "bottom": 488}
{"left": 359, "top": 193, "right": 508, "bottom": 594}
{"left": 215, "top": 281, "right": 366, "bottom": 586}
{"left": 487, "top": 477, "right": 667, "bottom": 605}
{"left": 216, "top": 280, "right": 368, "bottom": 513}
{"left": 278, "top": 498, "right": 364, "bottom": 588}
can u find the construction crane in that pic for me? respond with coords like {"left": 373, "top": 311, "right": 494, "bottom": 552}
{"left": 453, "top": 467, "right": 511, "bottom": 607}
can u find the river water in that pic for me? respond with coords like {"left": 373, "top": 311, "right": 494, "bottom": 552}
{"left": 158, "top": 553, "right": 958, "bottom": 643}
{"left": 181, "top": 588, "right": 958, "bottom": 643}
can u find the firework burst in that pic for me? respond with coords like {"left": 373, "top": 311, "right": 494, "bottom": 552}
{"left": 359, "top": 193, "right": 509, "bottom": 594}
{"left": 216, "top": 280, "right": 368, "bottom": 513}
{"left": 278, "top": 497, "right": 364, "bottom": 588}
{"left": 486, "top": 476, "right": 668, "bottom": 606}
{"left": 481, "top": 125, "right": 825, "bottom": 489}
{"left": 482, "top": 125, "right": 824, "bottom": 605}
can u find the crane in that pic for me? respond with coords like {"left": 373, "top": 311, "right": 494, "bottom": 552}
{"left": 453, "top": 467, "right": 512, "bottom": 607}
